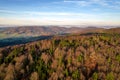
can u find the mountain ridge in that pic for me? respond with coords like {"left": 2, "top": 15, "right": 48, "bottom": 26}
{"left": 0, "top": 26, "right": 105, "bottom": 39}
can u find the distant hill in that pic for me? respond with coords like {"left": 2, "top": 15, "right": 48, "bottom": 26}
{"left": 1, "top": 26, "right": 120, "bottom": 48}
{"left": 104, "top": 27, "right": 120, "bottom": 33}
{"left": 0, "top": 26, "right": 104, "bottom": 39}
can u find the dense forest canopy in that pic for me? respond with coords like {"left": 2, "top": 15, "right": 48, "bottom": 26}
{"left": 0, "top": 33, "right": 120, "bottom": 80}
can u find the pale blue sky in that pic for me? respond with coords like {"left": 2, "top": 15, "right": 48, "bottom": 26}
{"left": 0, "top": 0, "right": 120, "bottom": 26}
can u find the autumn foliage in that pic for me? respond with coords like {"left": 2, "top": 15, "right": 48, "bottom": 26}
{"left": 0, "top": 33, "right": 120, "bottom": 80}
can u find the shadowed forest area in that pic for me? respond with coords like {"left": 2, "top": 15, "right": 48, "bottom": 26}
{"left": 0, "top": 33, "right": 120, "bottom": 80}
{"left": 0, "top": 36, "right": 52, "bottom": 47}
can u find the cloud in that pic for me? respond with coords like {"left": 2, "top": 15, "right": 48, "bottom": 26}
{"left": 0, "top": 10, "right": 105, "bottom": 22}
{"left": 0, "top": 9, "right": 120, "bottom": 21}
{"left": 0, "top": 17, "right": 120, "bottom": 26}
{"left": 0, "top": 9, "right": 95, "bottom": 17}
{"left": 0, "top": 9, "right": 120, "bottom": 26}
{"left": 63, "top": 0, "right": 120, "bottom": 9}
{"left": 64, "top": 0, "right": 91, "bottom": 6}
{"left": 0, "top": 10, "right": 17, "bottom": 14}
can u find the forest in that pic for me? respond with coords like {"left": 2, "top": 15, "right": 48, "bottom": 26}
{"left": 0, "top": 33, "right": 120, "bottom": 80}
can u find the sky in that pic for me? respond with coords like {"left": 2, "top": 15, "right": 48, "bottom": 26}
{"left": 0, "top": 0, "right": 120, "bottom": 26}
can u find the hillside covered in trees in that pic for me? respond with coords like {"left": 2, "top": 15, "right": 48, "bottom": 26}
{"left": 0, "top": 33, "right": 120, "bottom": 80}
{"left": 0, "top": 26, "right": 104, "bottom": 39}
